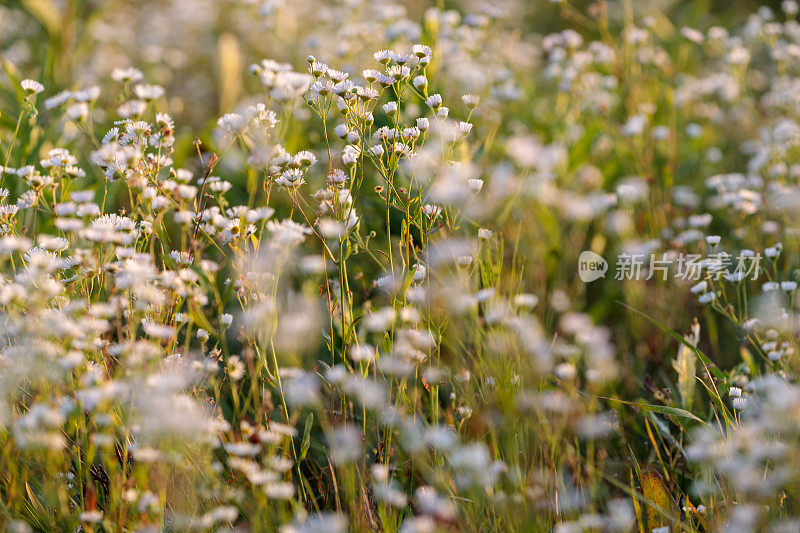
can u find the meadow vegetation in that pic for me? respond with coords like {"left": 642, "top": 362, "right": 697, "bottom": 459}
{"left": 0, "top": 0, "right": 799, "bottom": 531}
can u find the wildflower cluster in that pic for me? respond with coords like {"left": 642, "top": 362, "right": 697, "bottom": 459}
{"left": 5, "top": 0, "right": 800, "bottom": 532}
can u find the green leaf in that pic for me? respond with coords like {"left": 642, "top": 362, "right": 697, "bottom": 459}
{"left": 579, "top": 388, "right": 706, "bottom": 424}
{"left": 673, "top": 320, "right": 699, "bottom": 409}
{"left": 600, "top": 395, "right": 706, "bottom": 424}
{"left": 300, "top": 413, "right": 313, "bottom": 460}
{"left": 632, "top": 402, "right": 705, "bottom": 424}
{"left": 21, "top": 0, "right": 62, "bottom": 37}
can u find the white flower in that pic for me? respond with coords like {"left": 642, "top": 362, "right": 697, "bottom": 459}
{"left": 142, "top": 321, "right": 175, "bottom": 339}
{"left": 327, "top": 169, "right": 348, "bottom": 186}
{"left": 383, "top": 101, "right": 398, "bottom": 116}
{"left": 217, "top": 113, "right": 250, "bottom": 135}
{"left": 423, "top": 204, "right": 441, "bottom": 217}
{"left": 21, "top": 79, "right": 44, "bottom": 95}
{"left": 653, "top": 125, "right": 670, "bottom": 140}
{"left": 40, "top": 148, "right": 78, "bottom": 169}
{"left": 554, "top": 362, "right": 577, "bottom": 380}
{"left": 333, "top": 123, "right": 349, "bottom": 139}
{"left": 133, "top": 84, "right": 165, "bottom": 101}
{"left": 462, "top": 94, "right": 480, "bottom": 108}
{"left": 328, "top": 426, "right": 362, "bottom": 465}
{"left": 686, "top": 123, "right": 702, "bottom": 138}
{"left": 66, "top": 103, "right": 89, "bottom": 121}
{"left": 425, "top": 94, "right": 442, "bottom": 109}
{"left": 275, "top": 169, "right": 305, "bottom": 189}
{"left": 169, "top": 250, "right": 193, "bottom": 265}
{"left": 309, "top": 60, "right": 328, "bottom": 78}
{"left": 45, "top": 90, "right": 72, "bottom": 109}
{"left": 374, "top": 49, "right": 395, "bottom": 64}
{"left": 342, "top": 146, "right": 360, "bottom": 168}
{"left": 387, "top": 65, "right": 410, "bottom": 81}
{"left": 401, "top": 127, "right": 420, "bottom": 142}
{"left": 294, "top": 150, "right": 317, "bottom": 166}
{"left": 282, "top": 513, "right": 346, "bottom": 533}
{"left": 412, "top": 44, "right": 432, "bottom": 58}
{"left": 690, "top": 281, "right": 707, "bottom": 294}
{"left": 117, "top": 100, "right": 146, "bottom": 118}
{"left": 514, "top": 293, "right": 539, "bottom": 308}
{"left": 362, "top": 69, "right": 381, "bottom": 83}
{"left": 79, "top": 511, "right": 103, "bottom": 523}
{"left": 326, "top": 69, "right": 348, "bottom": 83}
{"left": 680, "top": 27, "right": 705, "bottom": 43}
{"left": 457, "top": 121, "right": 473, "bottom": 136}
{"left": 621, "top": 114, "right": 646, "bottom": 136}
{"left": 73, "top": 86, "right": 100, "bottom": 102}
{"left": 111, "top": 67, "right": 144, "bottom": 83}
{"left": 698, "top": 292, "right": 716, "bottom": 304}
